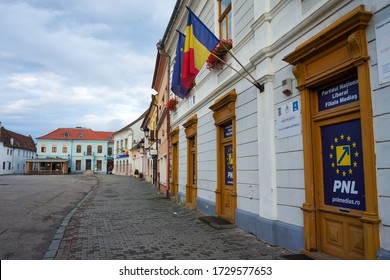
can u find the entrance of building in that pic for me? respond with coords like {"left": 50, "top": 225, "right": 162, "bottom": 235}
{"left": 187, "top": 137, "right": 197, "bottom": 208}
{"left": 219, "top": 122, "right": 235, "bottom": 221}
{"left": 85, "top": 159, "right": 92, "bottom": 171}
{"left": 210, "top": 90, "right": 237, "bottom": 222}
{"left": 170, "top": 127, "right": 179, "bottom": 197}
{"left": 183, "top": 115, "right": 198, "bottom": 209}
{"left": 283, "top": 6, "right": 380, "bottom": 259}
{"left": 312, "top": 76, "right": 366, "bottom": 259}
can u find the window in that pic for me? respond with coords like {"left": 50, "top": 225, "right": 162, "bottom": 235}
{"left": 75, "top": 160, "right": 81, "bottom": 171}
{"left": 41, "top": 145, "right": 46, "bottom": 153}
{"left": 97, "top": 145, "right": 103, "bottom": 154}
{"left": 218, "top": 0, "right": 232, "bottom": 40}
{"left": 10, "top": 150, "right": 12, "bottom": 156}
{"left": 62, "top": 145, "right": 68, "bottom": 154}
{"left": 125, "top": 138, "right": 128, "bottom": 149}
{"left": 96, "top": 160, "right": 102, "bottom": 171}
{"left": 108, "top": 147, "right": 113, "bottom": 156}
{"left": 2, "top": 162, "right": 5, "bottom": 170}
{"left": 8, "top": 162, "right": 11, "bottom": 170}
{"left": 52, "top": 145, "right": 57, "bottom": 153}
{"left": 87, "top": 145, "right": 92, "bottom": 155}
{"left": 76, "top": 145, "right": 82, "bottom": 153}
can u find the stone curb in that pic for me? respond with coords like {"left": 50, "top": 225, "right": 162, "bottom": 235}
{"left": 42, "top": 176, "right": 100, "bottom": 260}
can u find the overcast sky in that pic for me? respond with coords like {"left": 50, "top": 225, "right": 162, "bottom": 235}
{"left": 0, "top": 0, "right": 176, "bottom": 139}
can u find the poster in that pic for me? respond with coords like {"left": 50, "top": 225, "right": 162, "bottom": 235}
{"left": 224, "top": 144, "right": 233, "bottom": 186}
{"left": 321, "top": 120, "right": 366, "bottom": 211}
{"left": 375, "top": 17, "right": 390, "bottom": 84}
{"left": 276, "top": 99, "right": 301, "bottom": 139}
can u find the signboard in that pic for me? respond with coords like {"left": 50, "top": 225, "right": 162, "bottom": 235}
{"left": 375, "top": 17, "right": 390, "bottom": 84}
{"left": 276, "top": 99, "right": 301, "bottom": 139}
{"left": 318, "top": 77, "right": 359, "bottom": 111}
{"left": 224, "top": 124, "right": 233, "bottom": 138}
{"left": 224, "top": 144, "right": 233, "bottom": 186}
{"left": 321, "top": 119, "right": 366, "bottom": 211}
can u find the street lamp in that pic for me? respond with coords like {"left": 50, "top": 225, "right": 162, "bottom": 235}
{"left": 144, "top": 127, "right": 150, "bottom": 139}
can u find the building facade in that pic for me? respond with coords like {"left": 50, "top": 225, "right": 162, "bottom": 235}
{"left": 151, "top": 43, "right": 171, "bottom": 196}
{"left": 36, "top": 127, "right": 114, "bottom": 174}
{"left": 158, "top": 0, "right": 390, "bottom": 259}
{"left": 142, "top": 95, "right": 160, "bottom": 185}
{"left": 113, "top": 112, "right": 147, "bottom": 176}
{"left": 0, "top": 124, "right": 36, "bottom": 175}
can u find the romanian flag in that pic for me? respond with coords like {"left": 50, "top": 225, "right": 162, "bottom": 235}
{"left": 182, "top": 7, "right": 219, "bottom": 89}
{"left": 171, "top": 30, "right": 188, "bottom": 99}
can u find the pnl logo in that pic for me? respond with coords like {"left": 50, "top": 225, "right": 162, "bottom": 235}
{"left": 329, "top": 134, "right": 359, "bottom": 177}
{"left": 321, "top": 120, "right": 365, "bottom": 211}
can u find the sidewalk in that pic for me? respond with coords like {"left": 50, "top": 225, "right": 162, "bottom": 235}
{"left": 53, "top": 175, "right": 292, "bottom": 260}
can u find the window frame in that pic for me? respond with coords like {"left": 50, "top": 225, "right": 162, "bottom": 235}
{"left": 218, "top": 0, "right": 232, "bottom": 40}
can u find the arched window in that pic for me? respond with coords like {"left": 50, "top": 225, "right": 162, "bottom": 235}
{"left": 76, "top": 145, "right": 82, "bottom": 153}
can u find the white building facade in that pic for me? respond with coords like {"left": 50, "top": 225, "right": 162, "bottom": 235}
{"left": 162, "top": 0, "right": 390, "bottom": 259}
{"left": 113, "top": 112, "right": 147, "bottom": 176}
{"left": 0, "top": 124, "right": 36, "bottom": 175}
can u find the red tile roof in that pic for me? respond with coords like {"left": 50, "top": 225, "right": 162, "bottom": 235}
{"left": 37, "top": 128, "right": 114, "bottom": 143}
{"left": 0, "top": 127, "right": 36, "bottom": 151}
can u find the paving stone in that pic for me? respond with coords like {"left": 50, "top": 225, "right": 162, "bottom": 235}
{"left": 53, "top": 175, "right": 292, "bottom": 260}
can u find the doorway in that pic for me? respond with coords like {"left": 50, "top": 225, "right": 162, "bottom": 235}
{"left": 170, "top": 127, "right": 179, "bottom": 198}
{"left": 312, "top": 76, "right": 366, "bottom": 259}
{"left": 85, "top": 159, "right": 92, "bottom": 171}
{"left": 183, "top": 115, "right": 198, "bottom": 209}
{"left": 283, "top": 6, "right": 380, "bottom": 259}
{"left": 219, "top": 122, "right": 235, "bottom": 221}
{"left": 210, "top": 90, "right": 237, "bottom": 222}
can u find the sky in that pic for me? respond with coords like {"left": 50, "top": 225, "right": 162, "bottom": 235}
{"left": 0, "top": 0, "right": 177, "bottom": 139}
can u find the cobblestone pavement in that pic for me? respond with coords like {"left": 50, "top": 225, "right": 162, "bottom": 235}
{"left": 54, "top": 175, "right": 291, "bottom": 260}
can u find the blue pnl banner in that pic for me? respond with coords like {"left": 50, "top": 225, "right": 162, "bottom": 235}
{"left": 318, "top": 77, "right": 359, "bottom": 111}
{"left": 321, "top": 119, "right": 366, "bottom": 211}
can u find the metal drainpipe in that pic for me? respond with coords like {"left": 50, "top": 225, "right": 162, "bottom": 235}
{"left": 157, "top": 41, "right": 171, "bottom": 199}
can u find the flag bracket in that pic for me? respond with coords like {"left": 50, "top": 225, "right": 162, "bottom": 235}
{"left": 254, "top": 82, "right": 264, "bottom": 93}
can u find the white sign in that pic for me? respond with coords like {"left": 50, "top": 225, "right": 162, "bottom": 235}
{"left": 375, "top": 17, "right": 390, "bottom": 84}
{"left": 276, "top": 99, "right": 301, "bottom": 139}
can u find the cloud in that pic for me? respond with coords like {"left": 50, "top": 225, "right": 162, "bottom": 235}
{"left": 0, "top": 0, "right": 176, "bottom": 138}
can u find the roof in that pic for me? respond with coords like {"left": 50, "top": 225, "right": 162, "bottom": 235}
{"left": 37, "top": 127, "right": 114, "bottom": 143}
{"left": 114, "top": 110, "right": 148, "bottom": 135}
{"left": 0, "top": 126, "right": 36, "bottom": 152}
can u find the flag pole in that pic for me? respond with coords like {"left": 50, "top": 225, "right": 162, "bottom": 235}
{"left": 209, "top": 52, "right": 263, "bottom": 91}
{"left": 220, "top": 44, "right": 264, "bottom": 92}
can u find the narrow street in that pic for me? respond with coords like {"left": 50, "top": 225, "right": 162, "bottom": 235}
{"left": 53, "top": 175, "right": 290, "bottom": 260}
